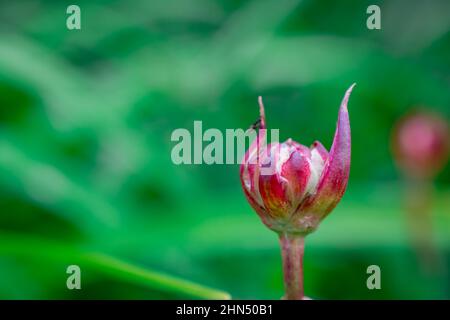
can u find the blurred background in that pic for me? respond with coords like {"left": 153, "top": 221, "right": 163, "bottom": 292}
{"left": 0, "top": 0, "right": 449, "bottom": 299}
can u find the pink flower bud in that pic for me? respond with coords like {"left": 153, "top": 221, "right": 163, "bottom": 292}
{"left": 392, "top": 111, "right": 449, "bottom": 179}
{"left": 240, "top": 85, "right": 355, "bottom": 235}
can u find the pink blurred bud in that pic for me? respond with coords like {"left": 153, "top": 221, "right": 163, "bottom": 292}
{"left": 392, "top": 111, "right": 449, "bottom": 179}
{"left": 240, "top": 85, "right": 355, "bottom": 235}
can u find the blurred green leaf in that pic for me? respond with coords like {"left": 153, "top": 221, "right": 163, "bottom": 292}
{"left": 0, "top": 234, "right": 230, "bottom": 300}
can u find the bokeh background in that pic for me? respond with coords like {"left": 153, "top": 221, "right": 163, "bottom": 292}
{"left": 0, "top": 0, "right": 449, "bottom": 299}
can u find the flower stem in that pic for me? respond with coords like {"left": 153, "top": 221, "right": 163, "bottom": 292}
{"left": 279, "top": 233, "right": 305, "bottom": 300}
{"left": 404, "top": 176, "right": 439, "bottom": 274}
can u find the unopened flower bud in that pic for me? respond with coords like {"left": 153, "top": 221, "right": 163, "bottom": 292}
{"left": 240, "top": 84, "right": 354, "bottom": 235}
{"left": 392, "top": 111, "right": 449, "bottom": 179}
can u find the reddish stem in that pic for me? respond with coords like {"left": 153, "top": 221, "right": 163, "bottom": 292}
{"left": 279, "top": 233, "right": 305, "bottom": 300}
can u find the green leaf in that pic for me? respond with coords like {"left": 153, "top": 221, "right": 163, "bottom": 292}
{"left": 0, "top": 234, "right": 230, "bottom": 300}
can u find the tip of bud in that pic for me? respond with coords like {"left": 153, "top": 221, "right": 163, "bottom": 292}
{"left": 340, "top": 83, "right": 356, "bottom": 112}
{"left": 258, "top": 96, "right": 266, "bottom": 129}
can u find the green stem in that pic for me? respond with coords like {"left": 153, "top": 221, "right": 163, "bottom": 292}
{"left": 279, "top": 233, "right": 305, "bottom": 300}
{"left": 404, "top": 176, "right": 438, "bottom": 273}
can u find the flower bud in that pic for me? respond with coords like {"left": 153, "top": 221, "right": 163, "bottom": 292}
{"left": 240, "top": 85, "right": 354, "bottom": 235}
{"left": 392, "top": 111, "right": 449, "bottom": 179}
